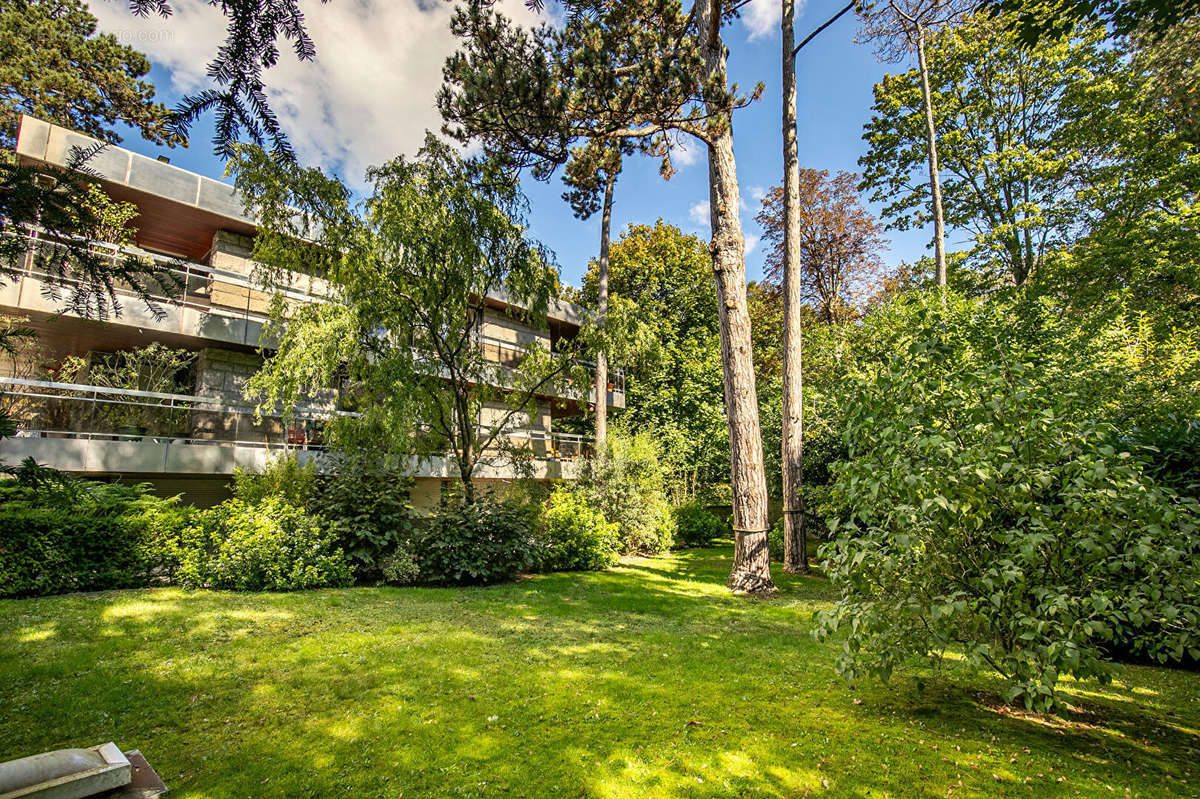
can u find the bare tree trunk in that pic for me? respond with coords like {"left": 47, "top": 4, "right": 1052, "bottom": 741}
{"left": 781, "top": 0, "right": 808, "bottom": 575}
{"left": 915, "top": 22, "right": 947, "bottom": 287}
{"left": 696, "top": 0, "right": 774, "bottom": 595}
{"left": 456, "top": 393, "right": 476, "bottom": 503}
{"left": 594, "top": 171, "right": 614, "bottom": 450}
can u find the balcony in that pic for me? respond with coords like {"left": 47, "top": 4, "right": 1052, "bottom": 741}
{"left": 1, "top": 226, "right": 332, "bottom": 349}
{"left": 0, "top": 377, "right": 590, "bottom": 479}
{"left": 2, "top": 227, "right": 625, "bottom": 408}
{"left": 481, "top": 334, "right": 626, "bottom": 407}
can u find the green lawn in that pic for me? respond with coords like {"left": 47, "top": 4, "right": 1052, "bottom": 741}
{"left": 1, "top": 547, "right": 1197, "bottom": 798}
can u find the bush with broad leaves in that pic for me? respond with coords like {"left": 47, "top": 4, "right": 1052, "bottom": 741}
{"left": 815, "top": 291, "right": 1200, "bottom": 711}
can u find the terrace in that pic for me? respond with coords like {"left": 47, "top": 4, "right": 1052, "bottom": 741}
{"left": 0, "top": 376, "right": 592, "bottom": 478}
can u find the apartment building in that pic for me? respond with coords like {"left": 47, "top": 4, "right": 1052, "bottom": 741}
{"left": 0, "top": 116, "right": 623, "bottom": 506}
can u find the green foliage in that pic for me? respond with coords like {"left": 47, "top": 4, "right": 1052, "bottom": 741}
{"left": 411, "top": 496, "right": 536, "bottom": 585}
{"left": 440, "top": 0, "right": 713, "bottom": 183}
{"left": 172, "top": 499, "right": 352, "bottom": 592}
{"left": 61, "top": 342, "right": 195, "bottom": 395}
{"left": 986, "top": 0, "right": 1198, "bottom": 45}
{"left": 230, "top": 135, "right": 576, "bottom": 500}
{"left": 579, "top": 222, "right": 729, "bottom": 499}
{"left": 815, "top": 290, "right": 1200, "bottom": 711}
{"left": 0, "top": 478, "right": 190, "bottom": 597}
{"left": 59, "top": 343, "right": 195, "bottom": 433}
{"left": 535, "top": 488, "right": 620, "bottom": 572}
{"left": 0, "top": 508, "right": 146, "bottom": 597}
{"left": 317, "top": 449, "right": 415, "bottom": 580}
{"left": 232, "top": 455, "right": 320, "bottom": 509}
{"left": 860, "top": 12, "right": 1127, "bottom": 286}
{"left": 1127, "top": 417, "right": 1200, "bottom": 498}
{"left": 672, "top": 501, "right": 726, "bottom": 548}
{"left": 575, "top": 431, "right": 675, "bottom": 555}
{"left": 0, "top": 0, "right": 181, "bottom": 149}
{"left": 379, "top": 547, "right": 420, "bottom": 586}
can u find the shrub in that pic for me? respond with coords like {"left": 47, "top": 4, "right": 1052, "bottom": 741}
{"left": 317, "top": 450, "right": 415, "bottom": 579}
{"left": 536, "top": 488, "right": 620, "bottom": 572}
{"left": 0, "top": 477, "right": 190, "bottom": 597}
{"left": 232, "top": 455, "right": 320, "bottom": 509}
{"left": 0, "top": 508, "right": 148, "bottom": 597}
{"left": 379, "top": 547, "right": 420, "bottom": 586}
{"left": 576, "top": 431, "right": 675, "bottom": 555}
{"left": 815, "top": 292, "right": 1200, "bottom": 711}
{"left": 767, "top": 517, "right": 783, "bottom": 563}
{"left": 412, "top": 495, "right": 535, "bottom": 585}
{"left": 672, "top": 501, "right": 726, "bottom": 548}
{"left": 173, "top": 499, "right": 352, "bottom": 591}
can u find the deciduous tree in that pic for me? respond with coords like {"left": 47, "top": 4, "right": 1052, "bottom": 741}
{"left": 579, "top": 221, "right": 729, "bottom": 502}
{"left": 757, "top": 172, "right": 887, "bottom": 323}
{"left": 859, "top": 12, "right": 1127, "bottom": 286}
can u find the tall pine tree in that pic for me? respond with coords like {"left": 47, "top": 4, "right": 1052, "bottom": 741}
{"left": 441, "top": 0, "right": 775, "bottom": 592}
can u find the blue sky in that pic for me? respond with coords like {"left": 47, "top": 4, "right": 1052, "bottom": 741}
{"left": 95, "top": 0, "right": 934, "bottom": 289}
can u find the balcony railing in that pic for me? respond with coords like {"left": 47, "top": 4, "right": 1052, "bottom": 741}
{"left": 4, "top": 225, "right": 625, "bottom": 398}
{"left": 0, "top": 377, "right": 591, "bottom": 462}
{"left": 6, "top": 225, "right": 335, "bottom": 327}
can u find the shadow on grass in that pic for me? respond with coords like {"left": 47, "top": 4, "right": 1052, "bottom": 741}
{"left": 1, "top": 546, "right": 1196, "bottom": 798}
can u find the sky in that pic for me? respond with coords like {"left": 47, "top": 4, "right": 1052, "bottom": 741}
{"left": 89, "top": 0, "right": 935, "bottom": 289}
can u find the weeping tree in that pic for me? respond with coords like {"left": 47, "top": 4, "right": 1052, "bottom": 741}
{"left": 858, "top": 0, "right": 972, "bottom": 286}
{"left": 230, "top": 134, "right": 580, "bottom": 502}
{"left": 441, "top": 0, "right": 775, "bottom": 592}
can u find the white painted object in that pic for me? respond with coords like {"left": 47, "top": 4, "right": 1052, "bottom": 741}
{"left": 0, "top": 743, "right": 131, "bottom": 799}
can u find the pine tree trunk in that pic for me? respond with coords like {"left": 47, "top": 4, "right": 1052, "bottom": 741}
{"left": 915, "top": 23, "right": 947, "bottom": 287}
{"left": 781, "top": 0, "right": 808, "bottom": 576}
{"left": 696, "top": 0, "right": 774, "bottom": 594}
{"left": 594, "top": 171, "right": 614, "bottom": 450}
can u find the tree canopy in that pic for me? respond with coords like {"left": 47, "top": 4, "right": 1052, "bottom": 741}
{"left": 0, "top": 0, "right": 182, "bottom": 149}
{"left": 577, "top": 220, "right": 728, "bottom": 500}
{"left": 756, "top": 171, "right": 888, "bottom": 323}
{"left": 860, "top": 11, "right": 1141, "bottom": 286}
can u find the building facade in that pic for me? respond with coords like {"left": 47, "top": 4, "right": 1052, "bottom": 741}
{"left": 1, "top": 116, "right": 622, "bottom": 506}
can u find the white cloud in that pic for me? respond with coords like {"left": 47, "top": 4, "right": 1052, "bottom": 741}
{"left": 688, "top": 200, "right": 711, "bottom": 230}
{"left": 744, "top": 233, "right": 760, "bottom": 256}
{"left": 741, "top": 0, "right": 810, "bottom": 42}
{"left": 741, "top": 0, "right": 781, "bottom": 41}
{"left": 90, "top": 0, "right": 543, "bottom": 187}
{"left": 671, "top": 133, "right": 701, "bottom": 168}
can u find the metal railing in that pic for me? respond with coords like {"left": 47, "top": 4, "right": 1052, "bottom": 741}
{"left": 7, "top": 226, "right": 336, "bottom": 327}
{"left": 5, "top": 225, "right": 625, "bottom": 396}
{"left": 0, "top": 377, "right": 591, "bottom": 461}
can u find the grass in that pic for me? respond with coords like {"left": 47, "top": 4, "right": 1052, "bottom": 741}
{"left": 1, "top": 547, "right": 1197, "bottom": 798}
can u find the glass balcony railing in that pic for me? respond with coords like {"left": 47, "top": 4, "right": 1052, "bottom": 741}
{"left": 0, "top": 377, "right": 591, "bottom": 462}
